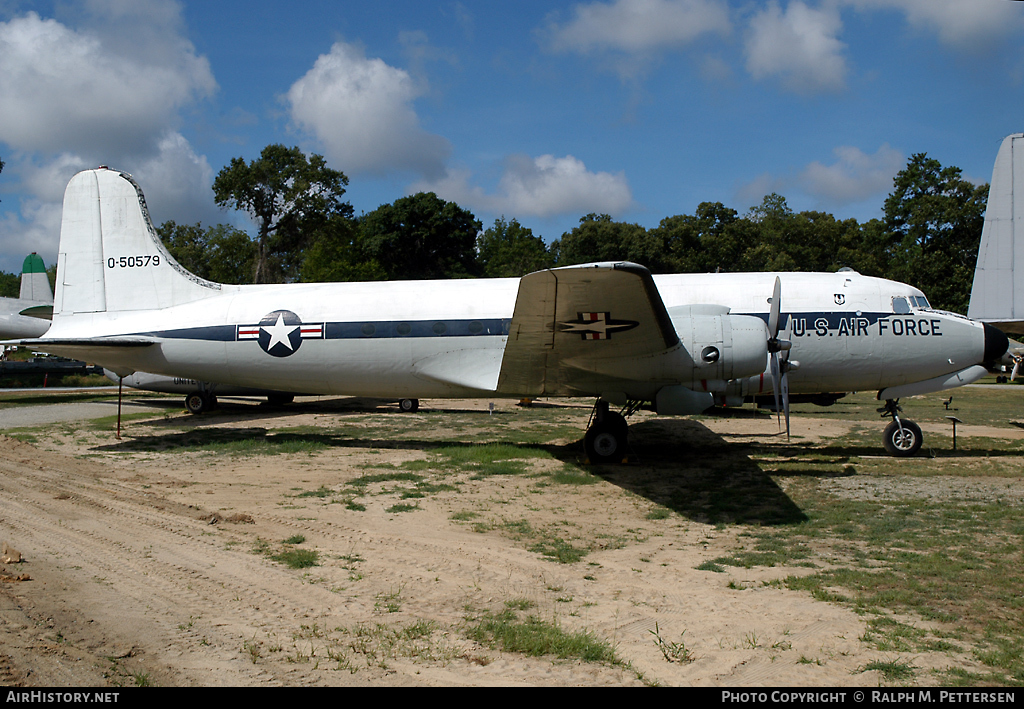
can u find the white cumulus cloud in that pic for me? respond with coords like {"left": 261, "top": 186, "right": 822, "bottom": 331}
{"left": 843, "top": 0, "right": 1024, "bottom": 50}
{"left": 739, "top": 144, "right": 906, "bottom": 212}
{"left": 286, "top": 41, "right": 451, "bottom": 179}
{"left": 745, "top": 1, "right": 848, "bottom": 94}
{"left": 543, "top": 0, "right": 732, "bottom": 54}
{"left": 0, "top": 9, "right": 215, "bottom": 156}
{"left": 799, "top": 144, "right": 905, "bottom": 204}
{"left": 0, "top": 2, "right": 219, "bottom": 272}
{"left": 415, "top": 154, "right": 634, "bottom": 220}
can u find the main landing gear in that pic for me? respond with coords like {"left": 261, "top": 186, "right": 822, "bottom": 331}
{"left": 583, "top": 400, "right": 631, "bottom": 464}
{"left": 879, "top": 399, "right": 923, "bottom": 457}
{"left": 185, "top": 390, "right": 217, "bottom": 415}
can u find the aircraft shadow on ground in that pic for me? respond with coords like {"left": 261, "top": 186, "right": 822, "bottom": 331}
{"left": 92, "top": 403, "right": 835, "bottom": 524}
{"left": 97, "top": 411, "right": 818, "bottom": 527}
{"left": 95, "top": 404, "right": 1015, "bottom": 525}
{"left": 579, "top": 418, "right": 813, "bottom": 526}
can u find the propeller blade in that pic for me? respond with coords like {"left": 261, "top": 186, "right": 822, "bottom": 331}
{"left": 782, "top": 367, "right": 791, "bottom": 439}
{"left": 767, "top": 276, "right": 781, "bottom": 340}
{"left": 770, "top": 351, "right": 782, "bottom": 431}
{"left": 1012, "top": 355, "right": 1022, "bottom": 382}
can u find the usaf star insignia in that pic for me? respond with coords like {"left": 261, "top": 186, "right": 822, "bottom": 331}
{"left": 557, "top": 312, "right": 639, "bottom": 340}
{"left": 237, "top": 310, "right": 323, "bottom": 357}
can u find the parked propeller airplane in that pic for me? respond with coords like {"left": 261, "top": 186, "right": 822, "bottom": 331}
{"left": 13, "top": 168, "right": 1009, "bottom": 460}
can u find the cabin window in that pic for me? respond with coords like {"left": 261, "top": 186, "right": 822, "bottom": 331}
{"left": 396, "top": 323, "right": 411, "bottom": 336}
{"left": 892, "top": 297, "right": 911, "bottom": 314}
{"left": 432, "top": 322, "right": 447, "bottom": 335}
{"left": 468, "top": 320, "right": 484, "bottom": 334}
{"left": 361, "top": 323, "right": 376, "bottom": 336}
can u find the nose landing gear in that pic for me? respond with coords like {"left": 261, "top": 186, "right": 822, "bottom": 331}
{"left": 879, "top": 399, "right": 922, "bottom": 457}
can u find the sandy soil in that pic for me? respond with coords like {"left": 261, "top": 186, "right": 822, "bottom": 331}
{"left": 0, "top": 396, "right": 1017, "bottom": 687}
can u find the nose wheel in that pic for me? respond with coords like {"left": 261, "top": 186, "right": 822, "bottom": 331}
{"left": 879, "top": 399, "right": 922, "bottom": 457}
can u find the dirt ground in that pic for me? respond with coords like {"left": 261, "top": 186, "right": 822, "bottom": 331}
{"left": 0, "top": 395, "right": 1019, "bottom": 687}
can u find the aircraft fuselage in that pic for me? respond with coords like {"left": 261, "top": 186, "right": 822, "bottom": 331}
{"left": 39, "top": 269, "right": 991, "bottom": 402}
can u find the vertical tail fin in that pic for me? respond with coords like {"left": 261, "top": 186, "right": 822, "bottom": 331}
{"left": 969, "top": 134, "right": 1024, "bottom": 331}
{"left": 19, "top": 253, "right": 52, "bottom": 303}
{"left": 54, "top": 168, "right": 223, "bottom": 317}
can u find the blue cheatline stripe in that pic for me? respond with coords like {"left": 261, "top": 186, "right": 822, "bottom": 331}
{"left": 149, "top": 318, "right": 511, "bottom": 342}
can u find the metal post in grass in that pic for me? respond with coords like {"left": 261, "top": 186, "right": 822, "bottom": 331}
{"left": 116, "top": 376, "right": 123, "bottom": 440}
{"left": 945, "top": 416, "right": 963, "bottom": 451}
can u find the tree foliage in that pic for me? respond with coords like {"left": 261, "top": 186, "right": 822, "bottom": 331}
{"left": 158, "top": 221, "right": 258, "bottom": 285}
{"left": 145, "top": 145, "right": 987, "bottom": 315}
{"left": 477, "top": 217, "right": 553, "bottom": 277}
{"left": 882, "top": 153, "right": 988, "bottom": 313}
{"left": 212, "top": 145, "right": 353, "bottom": 284}
{"left": 359, "top": 192, "right": 481, "bottom": 280}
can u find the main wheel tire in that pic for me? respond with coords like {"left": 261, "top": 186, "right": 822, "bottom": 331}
{"left": 267, "top": 393, "right": 294, "bottom": 406}
{"left": 399, "top": 398, "right": 419, "bottom": 413}
{"left": 185, "top": 392, "right": 208, "bottom": 415}
{"left": 883, "top": 419, "right": 922, "bottom": 457}
{"left": 584, "top": 420, "right": 628, "bottom": 464}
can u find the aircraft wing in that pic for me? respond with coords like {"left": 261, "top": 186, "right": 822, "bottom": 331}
{"left": 497, "top": 262, "right": 680, "bottom": 397}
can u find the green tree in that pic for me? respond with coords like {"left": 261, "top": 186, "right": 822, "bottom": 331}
{"left": 0, "top": 270, "right": 18, "bottom": 298}
{"left": 212, "top": 145, "right": 354, "bottom": 284}
{"left": 882, "top": 153, "right": 988, "bottom": 313}
{"left": 359, "top": 192, "right": 481, "bottom": 280}
{"left": 300, "top": 214, "right": 386, "bottom": 283}
{"left": 650, "top": 202, "right": 740, "bottom": 272}
{"left": 477, "top": 217, "right": 553, "bottom": 277}
{"left": 552, "top": 214, "right": 666, "bottom": 271}
{"left": 158, "top": 221, "right": 258, "bottom": 285}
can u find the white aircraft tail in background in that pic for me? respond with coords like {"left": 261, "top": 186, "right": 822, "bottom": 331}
{"left": 969, "top": 133, "right": 1024, "bottom": 334}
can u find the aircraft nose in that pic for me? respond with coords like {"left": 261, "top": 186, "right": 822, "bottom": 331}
{"left": 983, "top": 323, "right": 1010, "bottom": 364}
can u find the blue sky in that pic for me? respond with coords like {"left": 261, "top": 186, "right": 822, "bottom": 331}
{"left": 1, "top": 0, "right": 1022, "bottom": 275}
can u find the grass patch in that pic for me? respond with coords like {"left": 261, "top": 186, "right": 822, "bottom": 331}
{"left": 861, "top": 657, "right": 916, "bottom": 682}
{"left": 271, "top": 548, "right": 319, "bottom": 569}
{"left": 465, "top": 607, "right": 616, "bottom": 664}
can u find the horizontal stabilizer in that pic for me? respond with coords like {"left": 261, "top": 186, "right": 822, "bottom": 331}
{"left": 20, "top": 337, "right": 156, "bottom": 347}
{"left": 497, "top": 262, "right": 679, "bottom": 396}
{"left": 18, "top": 304, "right": 53, "bottom": 320}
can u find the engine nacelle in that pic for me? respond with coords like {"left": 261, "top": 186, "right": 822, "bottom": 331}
{"left": 668, "top": 306, "right": 770, "bottom": 384}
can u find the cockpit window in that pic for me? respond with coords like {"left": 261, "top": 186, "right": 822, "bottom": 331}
{"left": 912, "top": 296, "right": 931, "bottom": 309}
{"left": 892, "top": 296, "right": 911, "bottom": 314}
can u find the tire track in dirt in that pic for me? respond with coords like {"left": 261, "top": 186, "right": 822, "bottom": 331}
{"left": 0, "top": 439, "right": 403, "bottom": 685}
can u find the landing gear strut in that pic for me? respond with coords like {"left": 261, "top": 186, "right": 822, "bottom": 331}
{"left": 583, "top": 400, "right": 630, "bottom": 464}
{"left": 879, "top": 399, "right": 922, "bottom": 457}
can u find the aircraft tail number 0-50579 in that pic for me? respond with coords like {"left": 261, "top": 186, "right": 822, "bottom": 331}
{"left": 14, "top": 164, "right": 1011, "bottom": 461}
